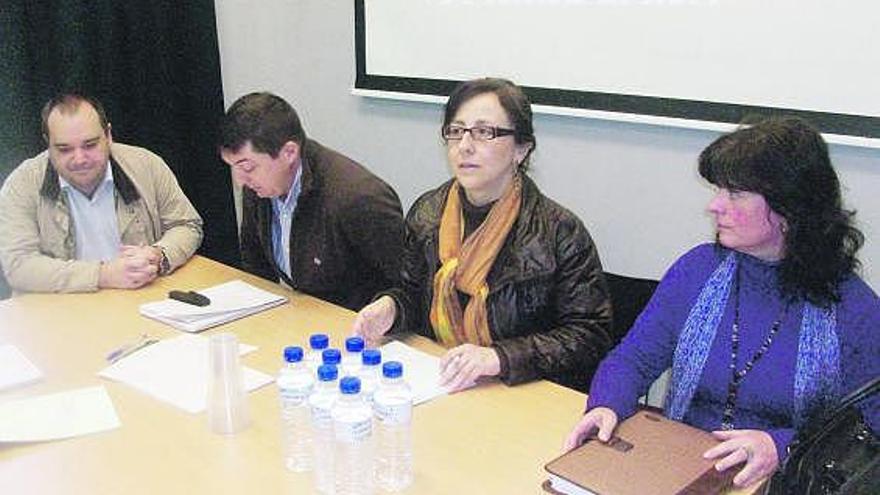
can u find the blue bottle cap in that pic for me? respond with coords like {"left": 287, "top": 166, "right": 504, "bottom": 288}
{"left": 309, "top": 333, "right": 330, "bottom": 350}
{"left": 322, "top": 348, "right": 341, "bottom": 365}
{"left": 317, "top": 364, "right": 338, "bottom": 381}
{"left": 361, "top": 349, "right": 381, "bottom": 366}
{"left": 284, "top": 346, "right": 304, "bottom": 363}
{"left": 382, "top": 361, "right": 403, "bottom": 378}
{"left": 345, "top": 336, "right": 365, "bottom": 353}
{"left": 339, "top": 376, "right": 361, "bottom": 394}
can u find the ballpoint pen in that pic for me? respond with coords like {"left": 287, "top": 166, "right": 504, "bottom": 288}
{"left": 106, "top": 334, "right": 160, "bottom": 364}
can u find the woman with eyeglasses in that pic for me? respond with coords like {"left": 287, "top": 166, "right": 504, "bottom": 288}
{"left": 352, "top": 77, "right": 612, "bottom": 392}
{"left": 563, "top": 117, "right": 879, "bottom": 489}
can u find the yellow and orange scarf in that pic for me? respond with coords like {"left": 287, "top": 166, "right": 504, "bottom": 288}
{"left": 429, "top": 176, "right": 522, "bottom": 347}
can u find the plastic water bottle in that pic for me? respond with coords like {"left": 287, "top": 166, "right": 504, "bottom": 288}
{"left": 342, "top": 336, "right": 365, "bottom": 377}
{"left": 306, "top": 333, "right": 330, "bottom": 373}
{"left": 277, "top": 346, "right": 315, "bottom": 472}
{"left": 310, "top": 364, "right": 339, "bottom": 494}
{"left": 323, "top": 347, "right": 342, "bottom": 368}
{"left": 333, "top": 376, "right": 374, "bottom": 495}
{"left": 358, "top": 349, "right": 382, "bottom": 406}
{"left": 373, "top": 361, "right": 414, "bottom": 491}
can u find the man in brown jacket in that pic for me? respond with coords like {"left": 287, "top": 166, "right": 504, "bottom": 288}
{"left": 0, "top": 94, "right": 203, "bottom": 293}
{"left": 219, "top": 92, "right": 403, "bottom": 311}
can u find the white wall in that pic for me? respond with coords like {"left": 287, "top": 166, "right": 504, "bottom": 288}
{"left": 214, "top": 0, "right": 879, "bottom": 290}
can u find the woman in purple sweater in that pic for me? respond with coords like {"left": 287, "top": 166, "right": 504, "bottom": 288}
{"left": 564, "top": 117, "right": 879, "bottom": 489}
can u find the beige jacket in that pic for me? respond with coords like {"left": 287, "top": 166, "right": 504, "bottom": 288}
{"left": 0, "top": 143, "right": 203, "bottom": 293}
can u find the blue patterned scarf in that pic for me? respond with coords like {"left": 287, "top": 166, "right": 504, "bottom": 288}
{"left": 667, "top": 252, "right": 841, "bottom": 428}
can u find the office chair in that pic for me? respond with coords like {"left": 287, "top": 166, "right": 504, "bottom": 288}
{"left": 603, "top": 272, "right": 658, "bottom": 346}
{"left": 602, "top": 272, "right": 670, "bottom": 407}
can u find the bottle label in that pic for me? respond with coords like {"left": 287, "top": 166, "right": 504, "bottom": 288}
{"left": 280, "top": 385, "right": 312, "bottom": 403}
{"left": 312, "top": 404, "right": 333, "bottom": 424}
{"left": 277, "top": 371, "right": 314, "bottom": 405}
{"left": 335, "top": 418, "right": 371, "bottom": 443}
{"left": 375, "top": 401, "right": 412, "bottom": 425}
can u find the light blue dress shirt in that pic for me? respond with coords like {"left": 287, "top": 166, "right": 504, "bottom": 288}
{"left": 60, "top": 163, "right": 122, "bottom": 262}
{"left": 271, "top": 167, "right": 303, "bottom": 279}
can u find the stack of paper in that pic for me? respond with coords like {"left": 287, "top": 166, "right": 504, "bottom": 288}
{"left": 139, "top": 279, "right": 287, "bottom": 332}
{"left": 0, "top": 386, "right": 120, "bottom": 443}
{"left": 0, "top": 345, "right": 43, "bottom": 392}
{"left": 98, "top": 334, "right": 274, "bottom": 413}
{"left": 379, "top": 340, "right": 450, "bottom": 405}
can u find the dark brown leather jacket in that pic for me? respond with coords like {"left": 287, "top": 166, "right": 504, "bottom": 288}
{"left": 386, "top": 176, "right": 612, "bottom": 390}
{"left": 240, "top": 139, "right": 404, "bottom": 311}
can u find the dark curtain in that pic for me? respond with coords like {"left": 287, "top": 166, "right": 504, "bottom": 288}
{"left": 0, "top": 1, "right": 240, "bottom": 288}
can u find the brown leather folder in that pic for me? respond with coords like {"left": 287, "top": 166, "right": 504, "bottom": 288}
{"left": 544, "top": 410, "right": 735, "bottom": 495}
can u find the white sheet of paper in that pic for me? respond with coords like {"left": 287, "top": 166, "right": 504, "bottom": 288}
{"left": 0, "top": 385, "right": 120, "bottom": 443}
{"left": 0, "top": 345, "right": 43, "bottom": 392}
{"left": 139, "top": 280, "right": 288, "bottom": 332}
{"left": 379, "top": 340, "right": 450, "bottom": 405}
{"left": 98, "top": 334, "right": 274, "bottom": 414}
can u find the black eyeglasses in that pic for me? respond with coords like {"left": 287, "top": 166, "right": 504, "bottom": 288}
{"left": 442, "top": 124, "right": 516, "bottom": 142}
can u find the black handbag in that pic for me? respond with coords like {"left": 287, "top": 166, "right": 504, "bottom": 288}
{"left": 768, "top": 376, "right": 880, "bottom": 495}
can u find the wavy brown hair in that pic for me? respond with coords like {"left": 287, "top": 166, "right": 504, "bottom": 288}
{"left": 698, "top": 116, "right": 864, "bottom": 306}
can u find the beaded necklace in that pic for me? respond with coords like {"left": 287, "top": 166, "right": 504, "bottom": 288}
{"left": 720, "top": 265, "right": 789, "bottom": 430}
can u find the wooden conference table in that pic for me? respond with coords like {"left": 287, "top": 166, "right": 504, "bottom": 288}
{"left": 0, "top": 256, "right": 760, "bottom": 494}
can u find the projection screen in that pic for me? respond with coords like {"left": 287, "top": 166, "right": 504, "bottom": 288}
{"left": 354, "top": 0, "right": 880, "bottom": 147}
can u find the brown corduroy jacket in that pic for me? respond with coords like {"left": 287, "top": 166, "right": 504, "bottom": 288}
{"left": 239, "top": 139, "right": 404, "bottom": 311}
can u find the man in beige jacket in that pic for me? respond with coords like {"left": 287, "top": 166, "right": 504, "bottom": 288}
{"left": 0, "top": 94, "right": 203, "bottom": 293}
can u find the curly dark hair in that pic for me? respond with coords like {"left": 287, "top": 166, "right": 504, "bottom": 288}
{"left": 442, "top": 77, "right": 536, "bottom": 172}
{"left": 698, "top": 116, "right": 864, "bottom": 307}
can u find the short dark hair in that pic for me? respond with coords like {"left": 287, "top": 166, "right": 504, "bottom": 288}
{"left": 698, "top": 116, "right": 864, "bottom": 306}
{"left": 442, "top": 78, "right": 536, "bottom": 172}
{"left": 219, "top": 92, "right": 306, "bottom": 157}
{"left": 41, "top": 94, "right": 110, "bottom": 141}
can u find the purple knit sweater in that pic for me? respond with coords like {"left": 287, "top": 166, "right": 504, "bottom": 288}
{"left": 588, "top": 243, "right": 880, "bottom": 459}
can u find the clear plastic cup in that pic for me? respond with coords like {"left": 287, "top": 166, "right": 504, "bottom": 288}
{"left": 207, "top": 333, "right": 251, "bottom": 434}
